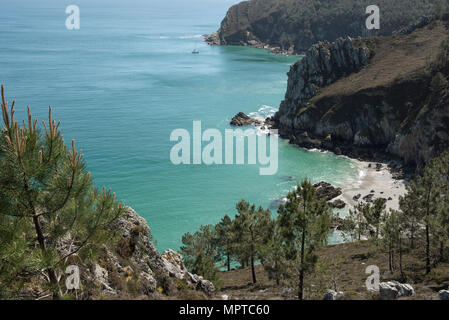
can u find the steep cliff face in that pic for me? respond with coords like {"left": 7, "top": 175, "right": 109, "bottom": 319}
{"left": 211, "top": 0, "right": 438, "bottom": 54}
{"left": 279, "top": 37, "right": 372, "bottom": 106}
{"left": 274, "top": 20, "right": 449, "bottom": 167}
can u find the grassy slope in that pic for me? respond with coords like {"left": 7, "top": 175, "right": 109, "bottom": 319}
{"left": 217, "top": 240, "right": 449, "bottom": 300}
{"left": 312, "top": 21, "right": 447, "bottom": 100}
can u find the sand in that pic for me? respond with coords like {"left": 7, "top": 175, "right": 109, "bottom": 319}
{"left": 336, "top": 160, "right": 408, "bottom": 214}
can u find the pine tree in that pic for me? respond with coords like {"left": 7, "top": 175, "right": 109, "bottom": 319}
{"left": 431, "top": 149, "right": 449, "bottom": 262}
{"left": 180, "top": 224, "right": 217, "bottom": 270}
{"left": 365, "top": 198, "right": 386, "bottom": 240}
{"left": 215, "top": 215, "right": 234, "bottom": 271}
{"left": 406, "top": 160, "right": 440, "bottom": 274}
{"left": 233, "top": 200, "right": 271, "bottom": 284}
{"left": 341, "top": 202, "right": 369, "bottom": 241}
{"left": 399, "top": 192, "right": 421, "bottom": 249}
{"left": 277, "top": 179, "right": 332, "bottom": 300}
{"left": 382, "top": 209, "right": 402, "bottom": 274}
{"left": 0, "top": 85, "right": 124, "bottom": 299}
{"left": 262, "top": 218, "right": 289, "bottom": 286}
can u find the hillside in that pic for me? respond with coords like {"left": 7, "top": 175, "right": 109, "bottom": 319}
{"left": 218, "top": 240, "right": 449, "bottom": 300}
{"left": 274, "top": 18, "right": 449, "bottom": 167}
{"left": 207, "top": 0, "right": 440, "bottom": 53}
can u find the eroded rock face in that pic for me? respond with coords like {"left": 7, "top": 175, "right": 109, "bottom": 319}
{"left": 274, "top": 22, "right": 449, "bottom": 168}
{"left": 159, "top": 249, "right": 215, "bottom": 296}
{"left": 92, "top": 207, "right": 215, "bottom": 298}
{"left": 281, "top": 38, "right": 370, "bottom": 107}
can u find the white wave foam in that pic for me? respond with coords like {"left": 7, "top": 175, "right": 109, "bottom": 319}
{"left": 248, "top": 105, "right": 278, "bottom": 121}
{"left": 177, "top": 34, "right": 203, "bottom": 39}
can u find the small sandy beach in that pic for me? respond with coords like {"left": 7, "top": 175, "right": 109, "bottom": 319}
{"left": 336, "top": 160, "right": 408, "bottom": 213}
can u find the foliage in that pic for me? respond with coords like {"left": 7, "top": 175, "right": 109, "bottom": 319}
{"left": 0, "top": 86, "right": 125, "bottom": 299}
{"left": 277, "top": 179, "right": 333, "bottom": 299}
{"left": 191, "top": 250, "right": 223, "bottom": 291}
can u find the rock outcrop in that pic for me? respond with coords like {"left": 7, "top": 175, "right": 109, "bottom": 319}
{"left": 313, "top": 181, "right": 343, "bottom": 202}
{"left": 322, "top": 289, "right": 344, "bottom": 300}
{"left": 379, "top": 281, "right": 414, "bottom": 300}
{"left": 72, "top": 207, "right": 214, "bottom": 299}
{"left": 329, "top": 199, "right": 346, "bottom": 209}
{"left": 281, "top": 38, "right": 371, "bottom": 106}
{"left": 274, "top": 20, "right": 449, "bottom": 168}
{"left": 230, "top": 112, "right": 262, "bottom": 126}
{"left": 394, "top": 15, "right": 433, "bottom": 35}
{"left": 439, "top": 290, "right": 449, "bottom": 300}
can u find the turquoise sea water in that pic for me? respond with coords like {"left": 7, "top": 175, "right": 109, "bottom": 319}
{"left": 0, "top": 0, "right": 361, "bottom": 250}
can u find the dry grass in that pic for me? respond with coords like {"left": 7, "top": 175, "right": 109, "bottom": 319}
{"left": 312, "top": 21, "right": 448, "bottom": 101}
{"left": 216, "top": 240, "right": 449, "bottom": 300}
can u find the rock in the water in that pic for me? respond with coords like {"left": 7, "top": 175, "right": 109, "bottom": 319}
{"left": 329, "top": 199, "right": 346, "bottom": 209}
{"left": 230, "top": 112, "right": 261, "bottom": 126}
{"left": 322, "top": 289, "right": 344, "bottom": 300}
{"left": 439, "top": 290, "right": 449, "bottom": 300}
{"left": 204, "top": 32, "right": 220, "bottom": 45}
{"left": 379, "top": 281, "right": 414, "bottom": 300}
{"left": 313, "top": 181, "right": 342, "bottom": 201}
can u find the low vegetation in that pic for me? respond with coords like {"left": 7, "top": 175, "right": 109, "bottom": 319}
{"left": 182, "top": 149, "right": 449, "bottom": 299}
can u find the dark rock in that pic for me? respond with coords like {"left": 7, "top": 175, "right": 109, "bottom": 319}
{"left": 353, "top": 194, "right": 361, "bottom": 201}
{"left": 230, "top": 112, "right": 262, "bottom": 126}
{"left": 439, "top": 290, "right": 449, "bottom": 300}
{"left": 334, "top": 147, "right": 342, "bottom": 155}
{"left": 329, "top": 199, "right": 346, "bottom": 209}
{"left": 363, "top": 194, "right": 374, "bottom": 202}
{"left": 313, "top": 181, "right": 342, "bottom": 201}
{"left": 295, "top": 131, "right": 321, "bottom": 148}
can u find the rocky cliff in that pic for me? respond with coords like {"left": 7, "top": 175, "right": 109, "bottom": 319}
{"left": 274, "top": 19, "right": 449, "bottom": 168}
{"left": 208, "top": 0, "right": 438, "bottom": 54}
{"left": 25, "top": 207, "right": 214, "bottom": 300}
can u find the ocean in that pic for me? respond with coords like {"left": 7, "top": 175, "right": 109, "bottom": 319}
{"left": 0, "top": 0, "right": 361, "bottom": 250}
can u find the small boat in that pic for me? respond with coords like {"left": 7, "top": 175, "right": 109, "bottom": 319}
{"left": 192, "top": 49, "right": 199, "bottom": 54}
